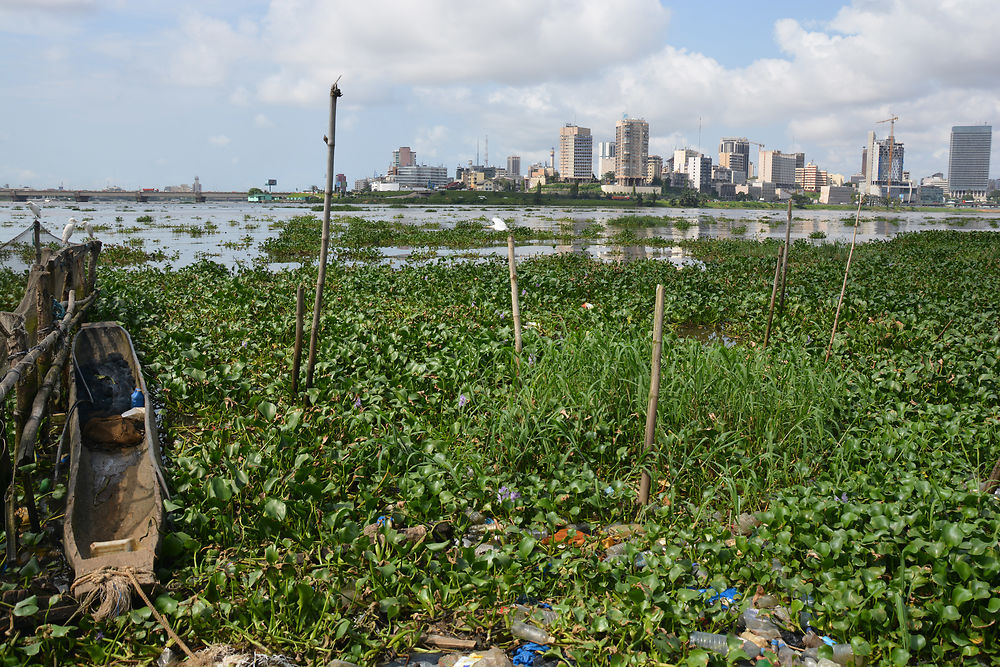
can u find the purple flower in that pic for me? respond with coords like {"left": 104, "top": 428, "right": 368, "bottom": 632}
{"left": 458, "top": 393, "right": 469, "bottom": 407}
{"left": 528, "top": 354, "right": 535, "bottom": 366}
{"left": 497, "top": 486, "right": 521, "bottom": 502}
{"left": 354, "top": 396, "right": 362, "bottom": 408}
{"left": 521, "top": 288, "right": 526, "bottom": 296}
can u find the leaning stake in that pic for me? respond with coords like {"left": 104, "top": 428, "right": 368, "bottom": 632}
{"left": 825, "top": 196, "right": 864, "bottom": 362}
{"left": 507, "top": 234, "right": 522, "bottom": 365}
{"left": 638, "top": 284, "right": 665, "bottom": 506}
{"left": 306, "top": 80, "right": 342, "bottom": 388}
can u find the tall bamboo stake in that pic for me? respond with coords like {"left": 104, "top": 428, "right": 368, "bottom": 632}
{"left": 292, "top": 284, "right": 305, "bottom": 393}
{"left": 638, "top": 284, "right": 665, "bottom": 506}
{"left": 306, "top": 81, "right": 342, "bottom": 389}
{"left": 507, "top": 235, "right": 522, "bottom": 365}
{"left": 763, "top": 242, "right": 784, "bottom": 348}
{"left": 777, "top": 198, "right": 793, "bottom": 313}
{"left": 825, "top": 196, "right": 865, "bottom": 362}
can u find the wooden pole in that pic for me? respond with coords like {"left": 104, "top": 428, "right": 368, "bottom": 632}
{"left": 638, "top": 284, "right": 665, "bottom": 506}
{"left": 306, "top": 81, "right": 342, "bottom": 389}
{"left": 825, "top": 197, "right": 864, "bottom": 362}
{"left": 762, "top": 242, "right": 784, "bottom": 349}
{"left": 981, "top": 458, "right": 1000, "bottom": 494}
{"left": 507, "top": 235, "right": 522, "bottom": 365}
{"left": 292, "top": 284, "right": 305, "bottom": 394}
{"left": 777, "top": 198, "right": 793, "bottom": 313}
{"left": 33, "top": 218, "right": 40, "bottom": 266}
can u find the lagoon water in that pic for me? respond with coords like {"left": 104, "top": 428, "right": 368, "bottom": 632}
{"left": 2, "top": 199, "right": 998, "bottom": 271}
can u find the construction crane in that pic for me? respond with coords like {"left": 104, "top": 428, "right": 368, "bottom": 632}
{"left": 876, "top": 115, "right": 899, "bottom": 207}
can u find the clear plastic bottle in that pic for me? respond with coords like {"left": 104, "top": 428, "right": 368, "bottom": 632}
{"left": 511, "top": 621, "right": 553, "bottom": 644}
{"left": 689, "top": 631, "right": 729, "bottom": 655}
{"left": 511, "top": 604, "right": 558, "bottom": 626}
{"left": 742, "top": 608, "right": 782, "bottom": 639}
{"left": 832, "top": 643, "right": 863, "bottom": 666}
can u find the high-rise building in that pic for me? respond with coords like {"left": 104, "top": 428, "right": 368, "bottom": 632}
{"left": 597, "top": 141, "right": 616, "bottom": 180}
{"left": 864, "top": 131, "right": 904, "bottom": 191}
{"left": 396, "top": 165, "right": 449, "bottom": 189}
{"left": 673, "top": 148, "right": 700, "bottom": 174}
{"left": 718, "top": 137, "right": 750, "bottom": 182}
{"left": 687, "top": 155, "right": 712, "bottom": 191}
{"left": 948, "top": 125, "right": 992, "bottom": 199}
{"left": 559, "top": 125, "right": 593, "bottom": 181}
{"left": 795, "top": 163, "right": 828, "bottom": 192}
{"left": 393, "top": 147, "right": 416, "bottom": 171}
{"left": 646, "top": 155, "right": 663, "bottom": 184}
{"left": 759, "top": 150, "right": 798, "bottom": 188}
{"left": 507, "top": 155, "right": 521, "bottom": 178}
{"left": 615, "top": 117, "right": 649, "bottom": 186}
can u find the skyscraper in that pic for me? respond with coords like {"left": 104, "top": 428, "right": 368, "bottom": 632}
{"left": 507, "top": 155, "right": 521, "bottom": 178}
{"left": 948, "top": 125, "right": 992, "bottom": 200}
{"left": 597, "top": 142, "right": 616, "bottom": 180}
{"left": 393, "top": 147, "right": 416, "bottom": 170}
{"left": 615, "top": 117, "right": 649, "bottom": 186}
{"left": 559, "top": 125, "right": 593, "bottom": 181}
{"left": 864, "top": 131, "right": 904, "bottom": 193}
{"left": 759, "top": 150, "right": 797, "bottom": 188}
{"left": 718, "top": 137, "right": 750, "bottom": 183}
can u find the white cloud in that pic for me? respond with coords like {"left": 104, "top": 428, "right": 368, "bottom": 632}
{"left": 208, "top": 134, "right": 231, "bottom": 146}
{"left": 253, "top": 113, "right": 274, "bottom": 128}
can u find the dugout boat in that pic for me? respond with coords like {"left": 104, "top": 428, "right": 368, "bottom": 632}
{"left": 64, "top": 322, "right": 165, "bottom": 614}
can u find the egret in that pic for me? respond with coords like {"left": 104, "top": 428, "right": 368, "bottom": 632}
{"left": 62, "top": 217, "right": 79, "bottom": 245}
{"left": 81, "top": 220, "right": 95, "bottom": 238}
{"left": 489, "top": 216, "right": 508, "bottom": 232}
{"left": 28, "top": 201, "right": 42, "bottom": 220}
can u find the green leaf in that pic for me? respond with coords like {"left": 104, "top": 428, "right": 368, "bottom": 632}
{"left": 264, "top": 498, "right": 287, "bottom": 522}
{"left": 258, "top": 401, "right": 278, "bottom": 420}
{"left": 518, "top": 536, "right": 537, "bottom": 559}
{"left": 209, "top": 477, "right": 232, "bottom": 502}
{"left": 890, "top": 647, "right": 911, "bottom": 665}
{"left": 952, "top": 586, "right": 973, "bottom": 607}
{"left": 941, "top": 523, "right": 964, "bottom": 547}
{"left": 13, "top": 596, "right": 38, "bottom": 617}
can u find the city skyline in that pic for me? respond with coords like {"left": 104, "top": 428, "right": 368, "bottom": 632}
{"left": 3, "top": 1, "right": 1000, "bottom": 191}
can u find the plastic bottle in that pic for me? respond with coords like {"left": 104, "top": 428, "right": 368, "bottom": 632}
{"left": 689, "top": 631, "right": 729, "bottom": 655}
{"left": 832, "top": 643, "right": 863, "bottom": 666}
{"left": 130, "top": 387, "right": 145, "bottom": 408}
{"left": 742, "top": 608, "right": 782, "bottom": 639}
{"left": 511, "top": 604, "right": 558, "bottom": 626}
{"left": 511, "top": 620, "right": 553, "bottom": 644}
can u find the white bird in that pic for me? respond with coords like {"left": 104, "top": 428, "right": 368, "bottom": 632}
{"left": 81, "top": 220, "right": 95, "bottom": 238}
{"left": 62, "top": 217, "right": 78, "bottom": 245}
{"left": 489, "top": 216, "right": 508, "bottom": 232}
{"left": 28, "top": 201, "right": 42, "bottom": 220}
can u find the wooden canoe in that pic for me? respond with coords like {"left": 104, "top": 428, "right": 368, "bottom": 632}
{"left": 64, "top": 322, "right": 165, "bottom": 598}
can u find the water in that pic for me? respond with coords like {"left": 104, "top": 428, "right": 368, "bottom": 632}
{"left": 2, "top": 200, "right": 998, "bottom": 270}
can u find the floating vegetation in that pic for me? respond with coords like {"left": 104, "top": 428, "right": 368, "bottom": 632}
{"left": 731, "top": 224, "right": 748, "bottom": 235}
{"left": 136, "top": 214, "right": 154, "bottom": 223}
{"left": 11, "top": 230, "right": 987, "bottom": 665}
{"left": 809, "top": 230, "right": 828, "bottom": 239}
{"left": 98, "top": 243, "right": 172, "bottom": 265}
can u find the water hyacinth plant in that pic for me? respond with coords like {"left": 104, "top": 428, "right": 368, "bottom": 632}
{"left": 1, "top": 230, "right": 999, "bottom": 665}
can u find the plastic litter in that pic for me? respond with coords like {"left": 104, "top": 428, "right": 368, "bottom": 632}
{"left": 130, "top": 387, "right": 145, "bottom": 408}
{"left": 742, "top": 608, "right": 782, "bottom": 639}
{"left": 511, "top": 642, "right": 548, "bottom": 666}
{"left": 511, "top": 621, "right": 553, "bottom": 644}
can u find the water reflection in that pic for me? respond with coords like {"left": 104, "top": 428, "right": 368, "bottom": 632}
{"left": 1, "top": 200, "right": 998, "bottom": 270}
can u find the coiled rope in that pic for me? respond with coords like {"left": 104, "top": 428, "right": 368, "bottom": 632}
{"left": 71, "top": 566, "right": 196, "bottom": 661}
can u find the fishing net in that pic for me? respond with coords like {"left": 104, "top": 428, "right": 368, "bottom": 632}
{"left": 0, "top": 223, "right": 63, "bottom": 272}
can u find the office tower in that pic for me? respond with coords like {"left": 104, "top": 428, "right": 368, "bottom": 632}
{"left": 615, "top": 117, "right": 649, "bottom": 186}
{"left": 598, "top": 141, "right": 616, "bottom": 179}
{"left": 392, "top": 147, "right": 416, "bottom": 170}
{"left": 559, "top": 125, "right": 593, "bottom": 181}
{"left": 759, "top": 150, "right": 798, "bottom": 188}
{"left": 646, "top": 155, "right": 663, "bottom": 183}
{"left": 507, "top": 155, "right": 521, "bottom": 178}
{"left": 718, "top": 137, "right": 750, "bottom": 182}
{"left": 673, "top": 148, "right": 700, "bottom": 174}
{"left": 687, "top": 155, "right": 712, "bottom": 191}
{"left": 948, "top": 125, "right": 992, "bottom": 199}
{"left": 864, "top": 131, "right": 904, "bottom": 190}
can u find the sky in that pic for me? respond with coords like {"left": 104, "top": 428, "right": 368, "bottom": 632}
{"left": 2, "top": 0, "right": 999, "bottom": 192}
